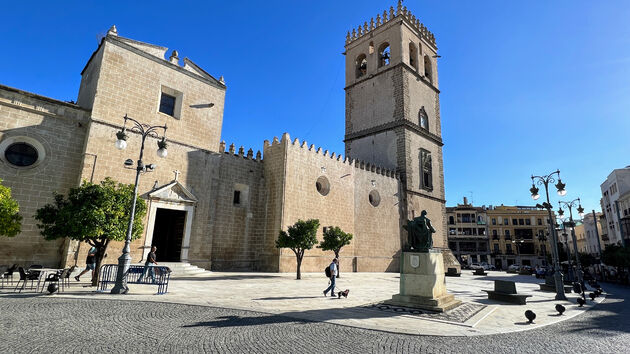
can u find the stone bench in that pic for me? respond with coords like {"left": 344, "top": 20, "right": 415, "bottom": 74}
{"left": 538, "top": 276, "right": 572, "bottom": 293}
{"left": 483, "top": 280, "right": 531, "bottom": 305}
{"left": 472, "top": 269, "right": 487, "bottom": 276}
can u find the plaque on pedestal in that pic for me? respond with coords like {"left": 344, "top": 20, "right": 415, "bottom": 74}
{"left": 385, "top": 251, "right": 461, "bottom": 312}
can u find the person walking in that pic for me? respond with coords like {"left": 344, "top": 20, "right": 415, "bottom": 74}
{"left": 75, "top": 246, "right": 97, "bottom": 281}
{"left": 139, "top": 246, "right": 158, "bottom": 283}
{"left": 323, "top": 258, "right": 338, "bottom": 297}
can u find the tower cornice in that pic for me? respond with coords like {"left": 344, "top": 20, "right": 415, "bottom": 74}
{"left": 344, "top": 1, "right": 437, "bottom": 50}
{"left": 343, "top": 120, "right": 444, "bottom": 147}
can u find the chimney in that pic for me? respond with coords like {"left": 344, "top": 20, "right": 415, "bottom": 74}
{"left": 463, "top": 197, "right": 468, "bottom": 205}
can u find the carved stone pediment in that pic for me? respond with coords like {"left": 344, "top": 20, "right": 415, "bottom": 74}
{"left": 147, "top": 181, "right": 197, "bottom": 205}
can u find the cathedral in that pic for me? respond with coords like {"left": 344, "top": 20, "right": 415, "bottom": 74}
{"left": 0, "top": 2, "right": 456, "bottom": 273}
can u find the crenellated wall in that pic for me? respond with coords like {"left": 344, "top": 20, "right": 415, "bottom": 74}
{"left": 345, "top": 1, "right": 436, "bottom": 49}
{"left": 261, "top": 133, "right": 402, "bottom": 273}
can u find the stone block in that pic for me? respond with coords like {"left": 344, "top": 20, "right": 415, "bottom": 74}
{"left": 385, "top": 251, "right": 461, "bottom": 312}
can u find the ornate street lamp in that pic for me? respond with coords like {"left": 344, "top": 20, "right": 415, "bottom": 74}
{"left": 537, "top": 231, "right": 548, "bottom": 267}
{"left": 558, "top": 197, "right": 587, "bottom": 299}
{"left": 512, "top": 238, "right": 525, "bottom": 268}
{"left": 111, "top": 115, "right": 167, "bottom": 294}
{"left": 530, "top": 169, "right": 567, "bottom": 300}
{"left": 557, "top": 218, "right": 574, "bottom": 282}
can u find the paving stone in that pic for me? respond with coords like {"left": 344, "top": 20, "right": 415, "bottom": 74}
{"left": 0, "top": 282, "right": 628, "bottom": 354}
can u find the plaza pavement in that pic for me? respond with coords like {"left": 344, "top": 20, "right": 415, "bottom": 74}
{"left": 2, "top": 269, "right": 604, "bottom": 337}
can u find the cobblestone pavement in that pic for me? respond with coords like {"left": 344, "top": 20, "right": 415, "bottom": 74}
{"left": 1, "top": 283, "right": 628, "bottom": 354}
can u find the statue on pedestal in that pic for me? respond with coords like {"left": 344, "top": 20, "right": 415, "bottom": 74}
{"left": 403, "top": 210, "right": 436, "bottom": 252}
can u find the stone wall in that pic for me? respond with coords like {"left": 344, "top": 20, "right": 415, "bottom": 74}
{"left": 206, "top": 147, "right": 266, "bottom": 270}
{"left": 80, "top": 34, "right": 226, "bottom": 153}
{"left": 64, "top": 31, "right": 228, "bottom": 269}
{"left": 264, "top": 133, "right": 402, "bottom": 274}
{"left": 0, "top": 85, "right": 90, "bottom": 267}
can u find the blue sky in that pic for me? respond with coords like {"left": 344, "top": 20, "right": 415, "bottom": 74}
{"left": 2, "top": 1, "right": 629, "bottom": 214}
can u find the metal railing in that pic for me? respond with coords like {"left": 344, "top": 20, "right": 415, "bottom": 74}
{"left": 98, "top": 264, "right": 171, "bottom": 295}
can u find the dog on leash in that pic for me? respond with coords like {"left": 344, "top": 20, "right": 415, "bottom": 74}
{"left": 337, "top": 289, "right": 350, "bottom": 298}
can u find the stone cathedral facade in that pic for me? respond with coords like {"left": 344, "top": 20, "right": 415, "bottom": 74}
{"left": 0, "top": 2, "right": 457, "bottom": 273}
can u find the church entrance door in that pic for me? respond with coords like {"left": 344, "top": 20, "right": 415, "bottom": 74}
{"left": 151, "top": 208, "right": 186, "bottom": 262}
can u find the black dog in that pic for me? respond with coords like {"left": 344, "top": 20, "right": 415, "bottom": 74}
{"left": 337, "top": 289, "right": 350, "bottom": 298}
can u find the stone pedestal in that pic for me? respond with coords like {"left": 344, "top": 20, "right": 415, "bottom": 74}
{"left": 385, "top": 251, "right": 461, "bottom": 312}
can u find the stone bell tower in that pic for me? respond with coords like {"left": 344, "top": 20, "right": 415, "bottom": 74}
{"left": 343, "top": 1, "right": 447, "bottom": 248}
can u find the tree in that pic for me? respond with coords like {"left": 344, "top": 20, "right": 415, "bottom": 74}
{"left": 578, "top": 252, "right": 597, "bottom": 267}
{"left": 602, "top": 245, "right": 630, "bottom": 269}
{"left": 35, "top": 178, "right": 147, "bottom": 286}
{"left": 0, "top": 178, "right": 22, "bottom": 237}
{"left": 276, "top": 219, "right": 319, "bottom": 280}
{"left": 318, "top": 226, "right": 353, "bottom": 278}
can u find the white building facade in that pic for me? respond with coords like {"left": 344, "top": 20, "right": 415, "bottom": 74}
{"left": 600, "top": 166, "right": 630, "bottom": 246}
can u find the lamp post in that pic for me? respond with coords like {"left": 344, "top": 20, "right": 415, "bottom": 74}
{"left": 620, "top": 216, "right": 630, "bottom": 248}
{"left": 512, "top": 238, "right": 524, "bottom": 267}
{"left": 557, "top": 219, "right": 574, "bottom": 282}
{"left": 530, "top": 169, "right": 567, "bottom": 300}
{"left": 558, "top": 198, "right": 585, "bottom": 286}
{"left": 111, "top": 115, "right": 167, "bottom": 294}
{"left": 537, "top": 231, "right": 548, "bottom": 267}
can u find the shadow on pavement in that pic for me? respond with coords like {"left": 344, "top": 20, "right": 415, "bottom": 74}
{"left": 171, "top": 274, "right": 281, "bottom": 281}
{"left": 254, "top": 296, "right": 321, "bottom": 301}
{"left": 564, "top": 284, "right": 630, "bottom": 335}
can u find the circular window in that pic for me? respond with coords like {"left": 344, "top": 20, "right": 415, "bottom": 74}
{"left": 0, "top": 136, "right": 47, "bottom": 170}
{"left": 5, "top": 143, "right": 39, "bottom": 167}
{"left": 369, "top": 190, "right": 381, "bottom": 207}
{"left": 315, "top": 176, "right": 330, "bottom": 196}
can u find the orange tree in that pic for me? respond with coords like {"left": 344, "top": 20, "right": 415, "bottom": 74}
{"left": 276, "top": 219, "right": 319, "bottom": 279}
{"left": 35, "top": 178, "right": 146, "bottom": 285}
{"left": 318, "top": 226, "right": 353, "bottom": 278}
{"left": 0, "top": 178, "right": 22, "bottom": 237}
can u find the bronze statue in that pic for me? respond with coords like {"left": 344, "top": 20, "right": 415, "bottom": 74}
{"left": 403, "top": 210, "right": 436, "bottom": 252}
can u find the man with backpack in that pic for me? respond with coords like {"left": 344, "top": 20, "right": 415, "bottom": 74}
{"left": 323, "top": 258, "right": 338, "bottom": 297}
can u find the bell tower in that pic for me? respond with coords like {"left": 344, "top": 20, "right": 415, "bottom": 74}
{"left": 343, "top": 1, "right": 447, "bottom": 248}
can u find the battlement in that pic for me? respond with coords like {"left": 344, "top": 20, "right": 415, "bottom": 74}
{"left": 219, "top": 140, "right": 262, "bottom": 162}
{"left": 263, "top": 133, "right": 399, "bottom": 179}
{"left": 345, "top": 0, "right": 436, "bottom": 48}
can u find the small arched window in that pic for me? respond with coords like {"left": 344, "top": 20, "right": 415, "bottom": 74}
{"left": 378, "top": 43, "right": 390, "bottom": 67}
{"left": 368, "top": 41, "right": 375, "bottom": 55}
{"left": 419, "top": 107, "right": 429, "bottom": 130}
{"left": 424, "top": 55, "right": 432, "bottom": 82}
{"left": 355, "top": 54, "right": 367, "bottom": 78}
{"left": 408, "top": 42, "right": 417, "bottom": 70}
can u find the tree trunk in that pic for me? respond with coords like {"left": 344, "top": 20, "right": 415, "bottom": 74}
{"left": 296, "top": 252, "right": 302, "bottom": 280}
{"left": 92, "top": 240, "right": 109, "bottom": 287}
{"left": 335, "top": 250, "right": 341, "bottom": 278}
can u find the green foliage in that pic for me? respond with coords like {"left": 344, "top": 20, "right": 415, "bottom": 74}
{"left": 276, "top": 219, "right": 320, "bottom": 279}
{"left": 0, "top": 178, "right": 22, "bottom": 237}
{"left": 602, "top": 245, "right": 630, "bottom": 269}
{"left": 318, "top": 226, "right": 353, "bottom": 258}
{"left": 578, "top": 252, "right": 597, "bottom": 267}
{"left": 276, "top": 219, "right": 320, "bottom": 254}
{"left": 35, "top": 178, "right": 146, "bottom": 285}
{"left": 35, "top": 178, "right": 146, "bottom": 243}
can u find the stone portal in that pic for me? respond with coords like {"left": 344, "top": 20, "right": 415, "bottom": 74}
{"left": 151, "top": 208, "right": 186, "bottom": 262}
